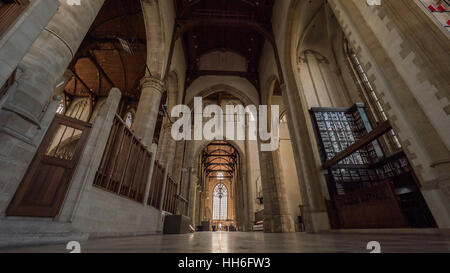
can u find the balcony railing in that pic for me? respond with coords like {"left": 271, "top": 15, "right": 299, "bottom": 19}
{"left": 147, "top": 161, "right": 165, "bottom": 208}
{"left": 162, "top": 176, "right": 178, "bottom": 214}
{"left": 94, "top": 114, "right": 152, "bottom": 203}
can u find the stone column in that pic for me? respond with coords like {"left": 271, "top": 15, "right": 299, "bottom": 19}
{"left": 245, "top": 123, "right": 256, "bottom": 231}
{"left": 189, "top": 172, "right": 198, "bottom": 224}
{"left": 143, "top": 143, "right": 158, "bottom": 206}
{"left": 258, "top": 145, "right": 295, "bottom": 233}
{"left": 0, "top": 0, "right": 105, "bottom": 214}
{"left": 133, "top": 76, "right": 165, "bottom": 148}
{"left": 157, "top": 122, "right": 177, "bottom": 175}
{"left": 159, "top": 162, "right": 170, "bottom": 211}
{"left": 279, "top": 78, "right": 331, "bottom": 233}
{"left": 195, "top": 187, "right": 201, "bottom": 227}
{"left": 172, "top": 141, "right": 185, "bottom": 184}
{"left": 0, "top": 0, "right": 59, "bottom": 88}
{"left": 156, "top": 120, "right": 168, "bottom": 161}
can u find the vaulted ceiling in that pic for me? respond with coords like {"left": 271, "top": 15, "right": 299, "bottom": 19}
{"left": 202, "top": 141, "right": 238, "bottom": 179}
{"left": 65, "top": 0, "right": 146, "bottom": 100}
{"left": 175, "top": 0, "right": 275, "bottom": 89}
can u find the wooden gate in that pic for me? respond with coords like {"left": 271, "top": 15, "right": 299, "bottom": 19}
{"left": 333, "top": 181, "right": 408, "bottom": 229}
{"left": 7, "top": 114, "right": 91, "bottom": 217}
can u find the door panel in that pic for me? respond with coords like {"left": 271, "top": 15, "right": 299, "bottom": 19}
{"left": 6, "top": 114, "right": 91, "bottom": 217}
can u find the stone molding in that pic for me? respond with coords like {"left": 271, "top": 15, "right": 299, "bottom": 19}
{"left": 140, "top": 76, "right": 166, "bottom": 94}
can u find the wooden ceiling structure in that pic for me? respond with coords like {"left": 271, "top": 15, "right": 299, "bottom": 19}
{"left": 174, "top": 0, "right": 276, "bottom": 90}
{"left": 202, "top": 141, "right": 238, "bottom": 179}
{"left": 65, "top": 0, "right": 147, "bottom": 100}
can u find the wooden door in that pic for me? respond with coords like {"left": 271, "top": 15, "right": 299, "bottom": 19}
{"left": 7, "top": 114, "right": 91, "bottom": 217}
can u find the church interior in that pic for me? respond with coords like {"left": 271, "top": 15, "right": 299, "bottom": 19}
{"left": 0, "top": 0, "right": 449, "bottom": 253}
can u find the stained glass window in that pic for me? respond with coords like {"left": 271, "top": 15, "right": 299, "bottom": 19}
{"left": 67, "top": 100, "right": 88, "bottom": 121}
{"left": 213, "top": 183, "right": 228, "bottom": 220}
{"left": 56, "top": 99, "right": 65, "bottom": 114}
{"left": 125, "top": 111, "right": 134, "bottom": 128}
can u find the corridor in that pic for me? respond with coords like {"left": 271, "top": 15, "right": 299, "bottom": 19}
{"left": 0, "top": 0, "right": 449, "bottom": 253}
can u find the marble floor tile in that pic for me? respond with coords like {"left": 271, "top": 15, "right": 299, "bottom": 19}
{"left": 1, "top": 231, "right": 449, "bottom": 253}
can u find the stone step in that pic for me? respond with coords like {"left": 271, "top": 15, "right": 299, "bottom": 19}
{"left": 0, "top": 232, "right": 88, "bottom": 249}
{"left": 0, "top": 217, "right": 88, "bottom": 249}
{"left": 253, "top": 223, "right": 264, "bottom": 231}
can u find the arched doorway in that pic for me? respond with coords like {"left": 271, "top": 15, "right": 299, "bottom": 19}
{"left": 195, "top": 141, "right": 241, "bottom": 232}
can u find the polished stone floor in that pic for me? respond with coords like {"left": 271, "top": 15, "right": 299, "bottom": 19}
{"left": 1, "top": 231, "right": 449, "bottom": 253}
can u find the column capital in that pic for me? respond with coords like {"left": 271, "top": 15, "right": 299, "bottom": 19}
{"left": 140, "top": 76, "right": 166, "bottom": 94}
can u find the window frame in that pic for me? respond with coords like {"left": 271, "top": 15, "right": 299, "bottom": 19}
{"left": 344, "top": 38, "right": 402, "bottom": 155}
{"left": 212, "top": 183, "right": 228, "bottom": 221}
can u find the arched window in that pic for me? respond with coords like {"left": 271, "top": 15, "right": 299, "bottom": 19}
{"left": 280, "top": 112, "right": 288, "bottom": 123}
{"left": 66, "top": 99, "right": 88, "bottom": 121}
{"left": 125, "top": 111, "right": 134, "bottom": 128}
{"left": 344, "top": 39, "right": 402, "bottom": 153}
{"left": 56, "top": 99, "right": 65, "bottom": 115}
{"left": 213, "top": 183, "right": 228, "bottom": 220}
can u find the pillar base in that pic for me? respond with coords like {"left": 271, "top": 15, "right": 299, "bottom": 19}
{"left": 263, "top": 214, "right": 295, "bottom": 233}
{"left": 305, "top": 210, "right": 331, "bottom": 233}
{"left": 421, "top": 186, "right": 450, "bottom": 228}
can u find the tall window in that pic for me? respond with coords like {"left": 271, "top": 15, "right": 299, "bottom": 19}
{"left": 344, "top": 39, "right": 402, "bottom": 154}
{"left": 56, "top": 98, "right": 65, "bottom": 115}
{"left": 125, "top": 111, "right": 134, "bottom": 128}
{"left": 213, "top": 183, "right": 228, "bottom": 220}
{"left": 66, "top": 99, "right": 88, "bottom": 121}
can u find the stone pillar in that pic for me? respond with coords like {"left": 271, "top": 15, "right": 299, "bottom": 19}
{"left": 143, "top": 143, "right": 158, "bottom": 206}
{"left": 199, "top": 191, "right": 205, "bottom": 222}
{"left": 188, "top": 169, "right": 197, "bottom": 222}
{"left": 0, "top": 0, "right": 59, "bottom": 88}
{"left": 237, "top": 168, "right": 250, "bottom": 232}
{"left": 0, "top": 0, "right": 105, "bottom": 214}
{"left": 158, "top": 122, "right": 176, "bottom": 175}
{"left": 279, "top": 78, "right": 331, "bottom": 233}
{"left": 159, "top": 162, "right": 170, "bottom": 211}
{"left": 172, "top": 141, "right": 185, "bottom": 184}
{"left": 58, "top": 88, "right": 121, "bottom": 222}
{"left": 195, "top": 187, "right": 201, "bottom": 227}
{"left": 258, "top": 146, "right": 295, "bottom": 233}
{"left": 245, "top": 123, "right": 256, "bottom": 231}
{"left": 133, "top": 76, "right": 165, "bottom": 147}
